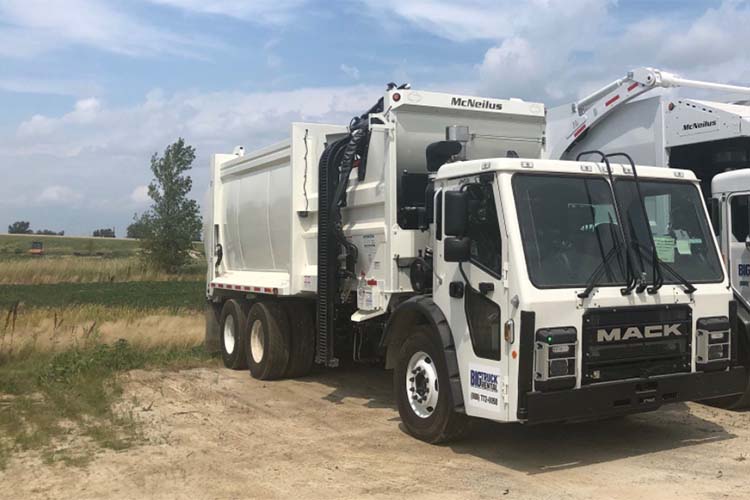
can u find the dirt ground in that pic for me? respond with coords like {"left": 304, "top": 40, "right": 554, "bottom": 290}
{"left": 3, "top": 365, "right": 750, "bottom": 500}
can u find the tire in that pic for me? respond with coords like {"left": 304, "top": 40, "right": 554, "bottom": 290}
{"left": 247, "top": 301, "right": 291, "bottom": 380}
{"left": 220, "top": 299, "right": 249, "bottom": 370}
{"left": 394, "top": 325, "right": 469, "bottom": 443}
{"left": 282, "top": 301, "right": 316, "bottom": 378}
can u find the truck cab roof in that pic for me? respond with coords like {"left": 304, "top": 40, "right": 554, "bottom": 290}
{"left": 712, "top": 168, "right": 750, "bottom": 194}
{"left": 435, "top": 157, "right": 699, "bottom": 182}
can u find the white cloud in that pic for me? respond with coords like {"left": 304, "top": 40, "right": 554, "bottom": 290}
{"left": 0, "top": 84, "right": 381, "bottom": 234}
{"left": 0, "top": 0, "right": 215, "bottom": 58}
{"left": 0, "top": 77, "right": 101, "bottom": 97}
{"left": 145, "top": 0, "right": 307, "bottom": 24}
{"left": 38, "top": 185, "right": 83, "bottom": 204}
{"left": 363, "top": 0, "right": 750, "bottom": 103}
{"left": 359, "top": 0, "right": 611, "bottom": 43}
{"left": 130, "top": 185, "right": 150, "bottom": 205}
{"left": 340, "top": 64, "right": 360, "bottom": 80}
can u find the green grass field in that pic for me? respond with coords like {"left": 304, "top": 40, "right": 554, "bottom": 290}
{"left": 0, "top": 233, "right": 141, "bottom": 258}
{"left": 0, "top": 281, "right": 206, "bottom": 311}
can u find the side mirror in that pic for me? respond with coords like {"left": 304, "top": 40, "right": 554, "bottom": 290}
{"left": 444, "top": 237, "right": 471, "bottom": 262}
{"left": 709, "top": 197, "right": 720, "bottom": 236}
{"left": 444, "top": 190, "right": 468, "bottom": 236}
{"left": 426, "top": 140, "right": 462, "bottom": 172}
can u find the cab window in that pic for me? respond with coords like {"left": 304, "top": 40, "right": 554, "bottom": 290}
{"left": 464, "top": 183, "right": 502, "bottom": 277}
{"left": 730, "top": 194, "right": 750, "bottom": 242}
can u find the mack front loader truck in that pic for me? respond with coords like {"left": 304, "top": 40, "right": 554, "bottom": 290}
{"left": 205, "top": 84, "right": 750, "bottom": 443}
{"left": 546, "top": 67, "right": 750, "bottom": 408}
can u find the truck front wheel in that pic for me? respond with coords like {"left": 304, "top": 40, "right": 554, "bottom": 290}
{"left": 394, "top": 326, "right": 469, "bottom": 443}
{"left": 246, "top": 302, "right": 291, "bottom": 380}
{"left": 220, "top": 299, "right": 249, "bottom": 370}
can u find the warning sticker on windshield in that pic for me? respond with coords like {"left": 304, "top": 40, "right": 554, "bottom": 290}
{"left": 654, "top": 236, "right": 676, "bottom": 263}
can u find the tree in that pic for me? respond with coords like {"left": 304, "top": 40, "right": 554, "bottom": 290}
{"left": 8, "top": 221, "right": 32, "bottom": 234}
{"left": 139, "top": 138, "right": 202, "bottom": 271}
{"left": 93, "top": 228, "right": 116, "bottom": 238}
{"left": 126, "top": 213, "right": 149, "bottom": 239}
{"left": 35, "top": 229, "right": 64, "bottom": 236}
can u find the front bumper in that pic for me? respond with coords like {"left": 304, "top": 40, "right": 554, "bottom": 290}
{"left": 522, "top": 367, "right": 748, "bottom": 424}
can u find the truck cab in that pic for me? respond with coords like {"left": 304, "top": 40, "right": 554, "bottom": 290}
{"left": 422, "top": 157, "right": 744, "bottom": 429}
{"left": 712, "top": 169, "right": 750, "bottom": 308}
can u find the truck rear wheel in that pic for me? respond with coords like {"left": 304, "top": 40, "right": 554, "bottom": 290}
{"left": 394, "top": 326, "right": 469, "bottom": 443}
{"left": 247, "top": 302, "right": 291, "bottom": 380}
{"left": 282, "top": 301, "right": 316, "bottom": 378}
{"left": 220, "top": 299, "right": 249, "bottom": 370}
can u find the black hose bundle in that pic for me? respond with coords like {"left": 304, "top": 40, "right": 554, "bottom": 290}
{"left": 319, "top": 83, "right": 410, "bottom": 293}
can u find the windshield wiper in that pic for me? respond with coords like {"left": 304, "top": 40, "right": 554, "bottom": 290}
{"left": 577, "top": 243, "right": 629, "bottom": 299}
{"left": 576, "top": 151, "right": 636, "bottom": 298}
{"left": 631, "top": 241, "right": 697, "bottom": 295}
{"left": 605, "top": 153, "right": 664, "bottom": 294}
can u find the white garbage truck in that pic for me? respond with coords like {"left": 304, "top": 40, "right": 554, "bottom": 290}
{"left": 546, "top": 68, "right": 750, "bottom": 408}
{"left": 205, "top": 85, "right": 749, "bottom": 442}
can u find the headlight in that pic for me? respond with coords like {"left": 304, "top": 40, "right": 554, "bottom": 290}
{"left": 696, "top": 317, "right": 731, "bottom": 371}
{"left": 534, "top": 327, "right": 577, "bottom": 391}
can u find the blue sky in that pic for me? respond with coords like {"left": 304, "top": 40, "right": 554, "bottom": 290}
{"left": 0, "top": 0, "right": 747, "bottom": 235}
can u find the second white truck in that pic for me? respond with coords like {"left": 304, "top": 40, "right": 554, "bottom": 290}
{"left": 205, "top": 86, "right": 750, "bottom": 442}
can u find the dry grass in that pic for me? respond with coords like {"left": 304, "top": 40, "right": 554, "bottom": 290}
{"left": 0, "top": 306, "right": 211, "bottom": 469}
{"left": 0, "top": 305, "right": 203, "bottom": 361}
{"left": 0, "top": 257, "right": 204, "bottom": 285}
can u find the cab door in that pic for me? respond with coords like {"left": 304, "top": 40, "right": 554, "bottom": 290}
{"left": 434, "top": 177, "right": 511, "bottom": 422}
{"left": 727, "top": 192, "right": 750, "bottom": 305}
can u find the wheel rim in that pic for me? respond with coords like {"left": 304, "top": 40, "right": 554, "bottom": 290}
{"left": 223, "top": 314, "right": 235, "bottom": 354}
{"left": 250, "top": 319, "right": 265, "bottom": 364}
{"left": 405, "top": 351, "right": 439, "bottom": 418}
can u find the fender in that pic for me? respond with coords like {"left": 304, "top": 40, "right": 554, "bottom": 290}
{"left": 381, "top": 295, "right": 465, "bottom": 411}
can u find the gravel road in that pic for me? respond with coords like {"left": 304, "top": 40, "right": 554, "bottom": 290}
{"left": 3, "top": 365, "right": 750, "bottom": 499}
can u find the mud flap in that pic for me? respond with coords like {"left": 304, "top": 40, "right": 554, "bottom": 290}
{"left": 204, "top": 301, "right": 222, "bottom": 354}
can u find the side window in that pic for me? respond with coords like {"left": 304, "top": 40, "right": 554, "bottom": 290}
{"left": 465, "top": 184, "right": 502, "bottom": 277}
{"left": 435, "top": 190, "right": 443, "bottom": 241}
{"left": 465, "top": 286, "right": 501, "bottom": 360}
{"left": 730, "top": 194, "right": 750, "bottom": 242}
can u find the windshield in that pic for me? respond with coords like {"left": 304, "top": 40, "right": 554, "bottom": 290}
{"left": 513, "top": 174, "right": 627, "bottom": 288}
{"left": 614, "top": 179, "right": 723, "bottom": 284}
{"left": 512, "top": 174, "right": 723, "bottom": 289}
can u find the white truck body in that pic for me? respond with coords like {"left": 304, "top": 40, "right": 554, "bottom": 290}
{"left": 207, "top": 91, "right": 545, "bottom": 309}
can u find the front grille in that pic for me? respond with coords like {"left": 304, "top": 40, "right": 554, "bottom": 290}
{"left": 582, "top": 305, "right": 692, "bottom": 384}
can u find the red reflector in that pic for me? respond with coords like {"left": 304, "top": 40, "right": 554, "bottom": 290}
{"left": 263, "top": 288, "right": 273, "bottom": 293}
{"left": 210, "top": 283, "right": 216, "bottom": 287}
{"left": 366, "top": 279, "right": 378, "bottom": 286}
{"left": 605, "top": 95, "right": 620, "bottom": 107}
{"left": 627, "top": 82, "right": 639, "bottom": 92}
{"left": 393, "top": 92, "right": 401, "bottom": 102}
{"left": 574, "top": 124, "right": 587, "bottom": 138}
